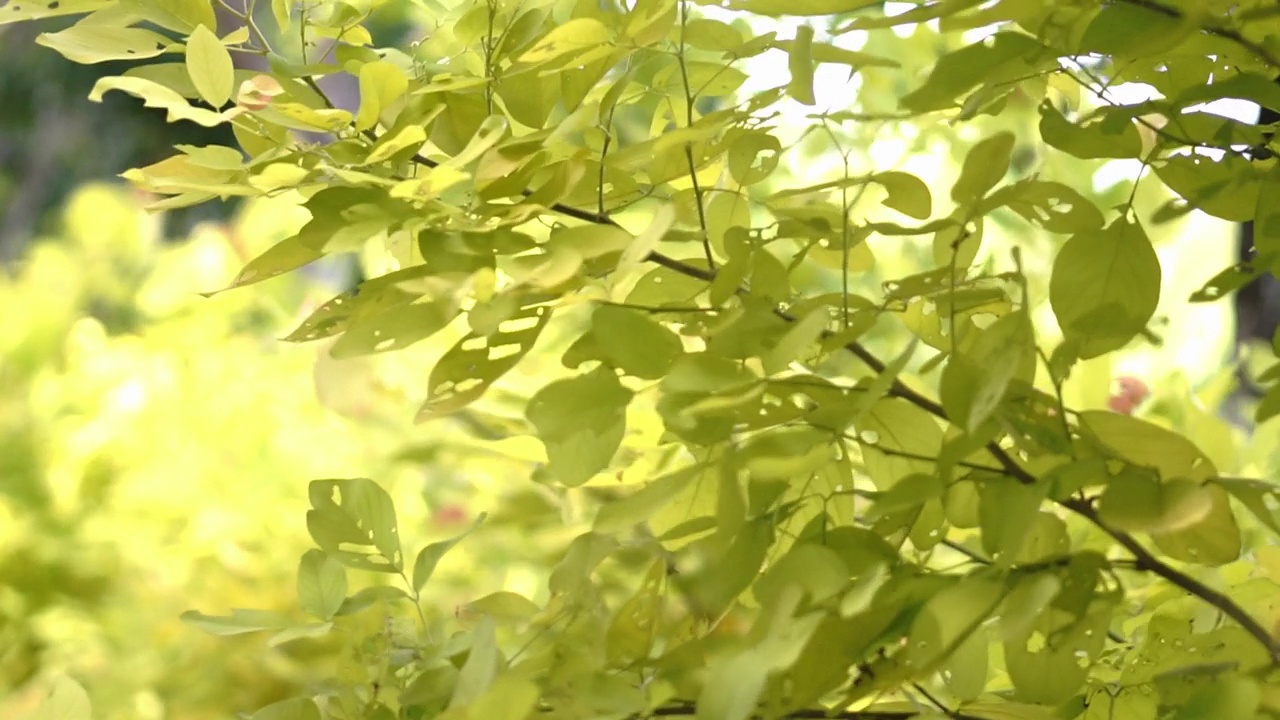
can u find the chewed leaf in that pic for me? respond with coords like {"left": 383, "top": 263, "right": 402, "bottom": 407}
{"left": 37, "top": 22, "right": 172, "bottom": 63}
{"left": 306, "top": 479, "right": 402, "bottom": 573}
{"left": 416, "top": 298, "right": 553, "bottom": 421}
{"left": 283, "top": 291, "right": 357, "bottom": 342}
{"left": 0, "top": 0, "right": 112, "bottom": 24}
{"left": 330, "top": 301, "right": 455, "bottom": 358}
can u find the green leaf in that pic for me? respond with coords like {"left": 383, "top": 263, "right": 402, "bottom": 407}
{"left": 417, "top": 299, "right": 552, "bottom": 421}
{"left": 37, "top": 22, "right": 171, "bottom": 64}
{"left": 728, "top": 131, "right": 782, "bottom": 186}
{"left": 128, "top": 0, "right": 218, "bottom": 33}
{"left": 1153, "top": 154, "right": 1259, "bottom": 223}
{"left": 1079, "top": 411, "right": 1216, "bottom": 482}
{"left": 721, "top": 0, "right": 881, "bottom": 17}
{"left": 900, "top": 33, "right": 1048, "bottom": 113}
{"left": 952, "top": 132, "right": 1015, "bottom": 204}
{"left": 908, "top": 577, "right": 1003, "bottom": 670}
{"left": 330, "top": 301, "right": 454, "bottom": 359}
{"left": 940, "top": 310, "right": 1035, "bottom": 432}
{"left": 1149, "top": 486, "right": 1241, "bottom": 566}
{"left": 697, "top": 649, "right": 771, "bottom": 720}
{"left": 1038, "top": 103, "right": 1143, "bottom": 160}
{"left": 89, "top": 76, "right": 229, "bottom": 127}
{"left": 305, "top": 478, "right": 403, "bottom": 573}
{"left": 0, "top": 0, "right": 113, "bottom": 25}
{"left": 1097, "top": 471, "right": 1215, "bottom": 534}
{"left": 251, "top": 698, "right": 321, "bottom": 720}
{"left": 754, "top": 543, "right": 849, "bottom": 607}
{"left": 519, "top": 18, "right": 611, "bottom": 64}
{"left": 1171, "top": 676, "right": 1260, "bottom": 720}
{"left": 786, "top": 25, "right": 816, "bottom": 105}
{"left": 1004, "top": 610, "right": 1108, "bottom": 704}
{"left": 983, "top": 179, "right": 1105, "bottom": 233}
{"left": 185, "top": 24, "right": 233, "bottom": 107}
{"left": 592, "top": 305, "right": 684, "bottom": 379}
{"left": 858, "top": 398, "right": 944, "bottom": 489}
{"left": 979, "top": 479, "right": 1048, "bottom": 565}
{"left": 681, "top": 518, "right": 773, "bottom": 616}
{"left": 364, "top": 124, "right": 428, "bottom": 165}
{"left": 463, "top": 591, "right": 541, "bottom": 623}
{"left": 874, "top": 171, "right": 932, "bottom": 220}
{"left": 180, "top": 608, "right": 293, "bottom": 636}
{"left": 593, "top": 466, "right": 700, "bottom": 532}
{"left": 526, "top": 367, "right": 633, "bottom": 486}
{"left": 763, "top": 306, "right": 828, "bottom": 374}
{"left": 1079, "top": 2, "right": 1189, "bottom": 58}
{"left": 296, "top": 549, "right": 347, "bottom": 621}
{"left": 355, "top": 61, "right": 410, "bottom": 131}
{"left": 1049, "top": 218, "right": 1161, "bottom": 359}
{"left": 412, "top": 513, "right": 486, "bottom": 592}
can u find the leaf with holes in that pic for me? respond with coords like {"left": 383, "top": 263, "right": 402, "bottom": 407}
{"left": 305, "top": 479, "right": 402, "bottom": 573}
{"left": 330, "top": 300, "right": 455, "bottom": 359}
{"left": 416, "top": 299, "right": 552, "bottom": 421}
{"left": 984, "top": 179, "right": 1105, "bottom": 233}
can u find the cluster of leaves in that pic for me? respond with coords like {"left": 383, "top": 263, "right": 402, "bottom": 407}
{"left": 15, "top": 0, "right": 1280, "bottom": 719}
{"left": 0, "top": 186, "right": 554, "bottom": 720}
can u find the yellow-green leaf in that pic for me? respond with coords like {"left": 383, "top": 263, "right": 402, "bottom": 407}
{"left": 37, "top": 22, "right": 172, "bottom": 64}
{"left": 355, "top": 61, "right": 409, "bottom": 132}
{"left": 519, "top": 18, "right": 611, "bottom": 65}
{"left": 185, "top": 24, "right": 234, "bottom": 107}
{"left": 786, "top": 25, "right": 816, "bottom": 105}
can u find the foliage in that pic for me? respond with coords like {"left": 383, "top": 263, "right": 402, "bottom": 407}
{"left": 0, "top": 186, "right": 549, "bottom": 720}
{"left": 12, "top": 0, "right": 1280, "bottom": 719}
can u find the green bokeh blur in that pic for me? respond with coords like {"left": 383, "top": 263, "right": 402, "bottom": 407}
{"left": 0, "top": 186, "right": 572, "bottom": 720}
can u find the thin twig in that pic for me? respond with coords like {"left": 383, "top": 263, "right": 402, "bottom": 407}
{"left": 676, "top": 0, "right": 715, "bottom": 270}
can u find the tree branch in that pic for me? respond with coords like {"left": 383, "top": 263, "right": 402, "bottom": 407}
{"left": 326, "top": 72, "right": 1280, "bottom": 665}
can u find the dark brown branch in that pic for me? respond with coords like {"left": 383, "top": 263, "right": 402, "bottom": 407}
{"left": 1060, "top": 496, "right": 1280, "bottom": 661}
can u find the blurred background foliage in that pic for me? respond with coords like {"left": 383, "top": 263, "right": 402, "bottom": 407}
{"left": 0, "top": 185, "right": 602, "bottom": 720}
{"left": 4, "top": 7, "right": 1280, "bottom": 720}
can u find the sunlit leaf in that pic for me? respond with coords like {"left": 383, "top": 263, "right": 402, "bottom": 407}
{"left": 1050, "top": 218, "right": 1161, "bottom": 359}
{"left": 306, "top": 478, "right": 402, "bottom": 573}
{"left": 185, "top": 24, "right": 233, "bottom": 107}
